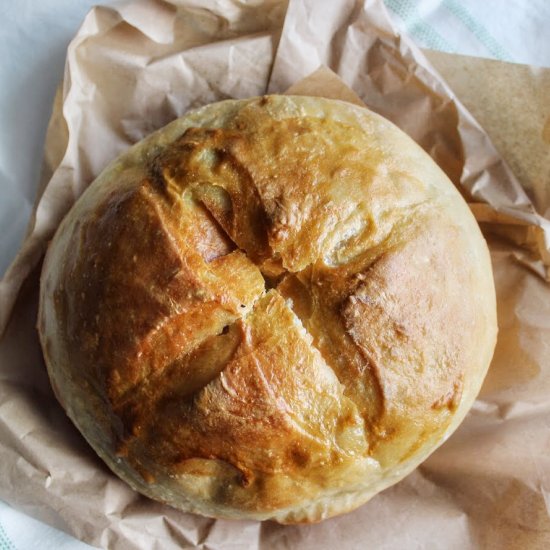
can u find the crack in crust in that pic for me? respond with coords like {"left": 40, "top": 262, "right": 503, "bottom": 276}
{"left": 113, "top": 110, "right": 468, "bottom": 478}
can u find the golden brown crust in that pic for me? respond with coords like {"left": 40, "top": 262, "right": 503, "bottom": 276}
{"left": 38, "top": 95, "right": 497, "bottom": 523}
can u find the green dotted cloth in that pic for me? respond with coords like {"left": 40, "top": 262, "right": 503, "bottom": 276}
{"left": 0, "top": 522, "right": 15, "bottom": 550}
{"left": 384, "top": 0, "right": 511, "bottom": 61}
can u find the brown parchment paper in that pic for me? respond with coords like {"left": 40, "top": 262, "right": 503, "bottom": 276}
{"left": 1, "top": 0, "right": 550, "bottom": 548}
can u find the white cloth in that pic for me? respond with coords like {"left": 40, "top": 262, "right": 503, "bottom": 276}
{"left": 384, "top": 0, "right": 550, "bottom": 66}
{"left": 0, "top": 1, "right": 548, "bottom": 548}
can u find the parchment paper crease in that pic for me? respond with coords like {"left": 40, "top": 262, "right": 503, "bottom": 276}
{"left": 1, "top": 0, "right": 549, "bottom": 548}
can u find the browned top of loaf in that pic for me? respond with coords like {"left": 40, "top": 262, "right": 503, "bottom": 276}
{"left": 40, "top": 95, "right": 496, "bottom": 520}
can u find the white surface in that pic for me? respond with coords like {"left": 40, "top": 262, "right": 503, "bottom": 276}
{"left": 0, "top": 0, "right": 548, "bottom": 548}
{"left": 0, "top": 0, "right": 112, "bottom": 277}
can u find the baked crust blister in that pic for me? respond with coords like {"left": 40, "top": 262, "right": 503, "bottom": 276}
{"left": 38, "top": 95, "right": 497, "bottom": 523}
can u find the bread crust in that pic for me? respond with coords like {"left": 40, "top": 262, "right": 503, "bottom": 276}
{"left": 38, "top": 95, "right": 497, "bottom": 523}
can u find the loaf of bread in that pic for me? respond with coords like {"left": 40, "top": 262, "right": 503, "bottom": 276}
{"left": 38, "top": 95, "right": 497, "bottom": 523}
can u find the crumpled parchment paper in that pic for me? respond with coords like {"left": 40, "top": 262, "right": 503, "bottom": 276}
{"left": 1, "top": 1, "right": 549, "bottom": 548}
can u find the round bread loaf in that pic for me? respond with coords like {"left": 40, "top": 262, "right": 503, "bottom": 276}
{"left": 39, "top": 95, "right": 497, "bottom": 523}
